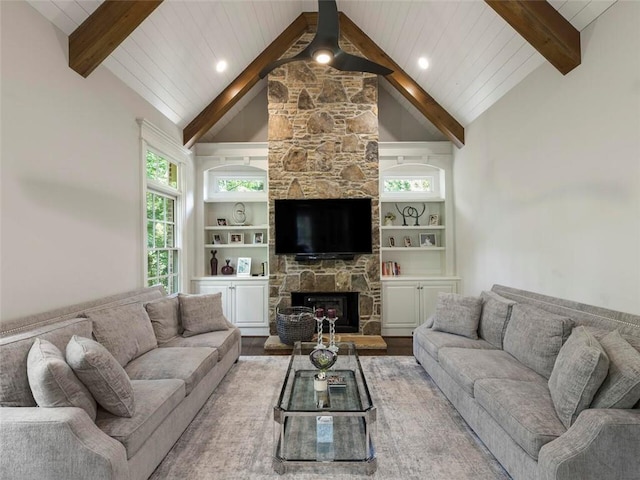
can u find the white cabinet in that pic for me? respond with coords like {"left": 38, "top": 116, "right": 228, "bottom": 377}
{"left": 192, "top": 277, "right": 269, "bottom": 335}
{"left": 381, "top": 278, "right": 459, "bottom": 336}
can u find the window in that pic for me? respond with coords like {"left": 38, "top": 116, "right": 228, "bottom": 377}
{"left": 145, "top": 150, "right": 180, "bottom": 294}
{"left": 139, "top": 119, "right": 190, "bottom": 295}
{"left": 383, "top": 176, "right": 433, "bottom": 193}
{"left": 216, "top": 177, "right": 265, "bottom": 193}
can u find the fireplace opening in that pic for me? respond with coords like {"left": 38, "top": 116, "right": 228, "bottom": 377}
{"left": 291, "top": 292, "right": 359, "bottom": 334}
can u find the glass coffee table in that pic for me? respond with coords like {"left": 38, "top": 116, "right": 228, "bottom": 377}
{"left": 273, "top": 341, "right": 377, "bottom": 475}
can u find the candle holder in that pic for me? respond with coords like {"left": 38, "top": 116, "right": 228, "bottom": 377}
{"left": 314, "top": 308, "right": 325, "bottom": 349}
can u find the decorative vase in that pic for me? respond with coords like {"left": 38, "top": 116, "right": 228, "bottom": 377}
{"left": 309, "top": 347, "right": 338, "bottom": 371}
{"left": 210, "top": 250, "right": 218, "bottom": 276}
{"left": 221, "top": 259, "right": 234, "bottom": 275}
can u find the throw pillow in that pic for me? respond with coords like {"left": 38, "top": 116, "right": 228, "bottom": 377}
{"left": 27, "top": 338, "right": 97, "bottom": 420}
{"left": 179, "top": 293, "right": 229, "bottom": 337}
{"left": 145, "top": 294, "right": 181, "bottom": 344}
{"left": 431, "top": 293, "right": 483, "bottom": 339}
{"left": 591, "top": 330, "right": 640, "bottom": 409}
{"left": 548, "top": 326, "right": 609, "bottom": 428}
{"left": 87, "top": 303, "right": 158, "bottom": 367}
{"left": 503, "top": 304, "right": 574, "bottom": 379}
{"left": 66, "top": 335, "right": 135, "bottom": 417}
{"left": 478, "top": 291, "right": 517, "bottom": 349}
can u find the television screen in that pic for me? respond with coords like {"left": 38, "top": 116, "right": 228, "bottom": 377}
{"left": 275, "top": 198, "right": 372, "bottom": 260}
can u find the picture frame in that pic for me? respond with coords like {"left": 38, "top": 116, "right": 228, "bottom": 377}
{"left": 228, "top": 233, "right": 244, "bottom": 244}
{"left": 388, "top": 236, "right": 395, "bottom": 247}
{"left": 428, "top": 214, "right": 439, "bottom": 226}
{"left": 217, "top": 218, "right": 227, "bottom": 226}
{"left": 253, "top": 232, "right": 264, "bottom": 244}
{"left": 212, "top": 234, "right": 223, "bottom": 244}
{"left": 404, "top": 236, "right": 412, "bottom": 247}
{"left": 236, "top": 257, "right": 251, "bottom": 277}
{"left": 420, "top": 233, "right": 437, "bottom": 247}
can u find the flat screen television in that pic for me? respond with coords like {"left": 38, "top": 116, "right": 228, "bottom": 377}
{"left": 274, "top": 198, "right": 372, "bottom": 261}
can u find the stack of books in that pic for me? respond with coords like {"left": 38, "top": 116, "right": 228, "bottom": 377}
{"left": 381, "top": 261, "right": 401, "bottom": 276}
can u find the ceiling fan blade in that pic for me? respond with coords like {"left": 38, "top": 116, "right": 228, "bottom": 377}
{"left": 259, "top": 48, "right": 312, "bottom": 79}
{"left": 315, "top": 0, "right": 339, "bottom": 46}
{"left": 330, "top": 51, "right": 393, "bottom": 76}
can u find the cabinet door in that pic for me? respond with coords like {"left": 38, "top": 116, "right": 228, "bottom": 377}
{"left": 419, "top": 283, "right": 457, "bottom": 325}
{"left": 382, "top": 282, "right": 421, "bottom": 334}
{"left": 232, "top": 282, "right": 268, "bottom": 328}
{"left": 191, "top": 281, "right": 231, "bottom": 318}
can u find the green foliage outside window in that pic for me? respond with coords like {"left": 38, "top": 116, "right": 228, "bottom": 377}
{"left": 146, "top": 190, "right": 178, "bottom": 294}
{"left": 146, "top": 151, "right": 178, "bottom": 188}
{"left": 217, "top": 179, "right": 264, "bottom": 192}
{"left": 383, "top": 178, "right": 432, "bottom": 193}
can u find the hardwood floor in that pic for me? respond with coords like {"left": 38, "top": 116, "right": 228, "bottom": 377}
{"left": 241, "top": 336, "right": 414, "bottom": 356}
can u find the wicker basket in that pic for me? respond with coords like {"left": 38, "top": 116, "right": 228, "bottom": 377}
{"left": 276, "top": 306, "right": 315, "bottom": 345}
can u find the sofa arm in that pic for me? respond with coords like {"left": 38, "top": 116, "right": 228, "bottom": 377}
{"left": 0, "top": 407, "right": 128, "bottom": 480}
{"left": 538, "top": 408, "right": 640, "bottom": 480}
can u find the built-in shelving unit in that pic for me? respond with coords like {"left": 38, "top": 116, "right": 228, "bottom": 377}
{"left": 378, "top": 142, "right": 460, "bottom": 335}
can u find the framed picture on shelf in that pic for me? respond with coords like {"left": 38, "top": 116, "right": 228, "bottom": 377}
{"left": 237, "top": 257, "right": 251, "bottom": 277}
{"left": 388, "top": 236, "right": 395, "bottom": 247}
{"left": 212, "top": 234, "right": 223, "bottom": 244}
{"left": 229, "top": 233, "right": 244, "bottom": 244}
{"left": 253, "top": 232, "right": 263, "bottom": 244}
{"left": 428, "top": 214, "right": 439, "bottom": 226}
{"left": 420, "top": 233, "right": 437, "bottom": 247}
{"left": 404, "top": 236, "right": 412, "bottom": 247}
{"left": 217, "top": 218, "right": 227, "bottom": 226}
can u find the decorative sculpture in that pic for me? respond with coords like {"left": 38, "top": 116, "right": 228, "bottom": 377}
{"left": 210, "top": 250, "right": 218, "bottom": 276}
{"left": 395, "top": 203, "right": 426, "bottom": 226}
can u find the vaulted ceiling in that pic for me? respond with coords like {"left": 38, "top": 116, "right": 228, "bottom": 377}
{"left": 28, "top": 0, "right": 615, "bottom": 148}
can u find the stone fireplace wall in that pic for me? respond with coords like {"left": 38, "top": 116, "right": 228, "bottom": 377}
{"left": 268, "top": 33, "right": 381, "bottom": 335}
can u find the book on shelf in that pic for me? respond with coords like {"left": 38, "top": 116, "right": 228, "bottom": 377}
{"left": 381, "top": 261, "right": 401, "bottom": 276}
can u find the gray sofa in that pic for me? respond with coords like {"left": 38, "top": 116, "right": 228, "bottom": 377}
{"left": 414, "top": 284, "right": 640, "bottom": 480}
{"left": 0, "top": 286, "right": 241, "bottom": 480}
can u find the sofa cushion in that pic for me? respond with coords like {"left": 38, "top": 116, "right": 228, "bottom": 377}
{"left": 88, "top": 303, "right": 157, "bottom": 367}
{"left": 124, "top": 347, "right": 217, "bottom": 396}
{"left": 0, "top": 317, "right": 92, "bottom": 407}
{"left": 478, "top": 291, "right": 516, "bottom": 349}
{"left": 413, "top": 325, "right": 496, "bottom": 362}
{"left": 548, "top": 326, "right": 609, "bottom": 428}
{"left": 161, "top": 327, "right": 240, "bottom": 361}
{"left": 179, "top": 293, "right": 229, "bottom": 337}
{"left": 432, "top": 293, "right": 483, "bottom": 339}
{"left": 591, "top": 330, "right": 640, "bottom": 409}
{"left": 66, "top": 335, "right": 135, "bottom": 418}
{"left": 438, "top": 348, "right": 543, "bottom": 397}
{"left": 475, "top": 379, "right": 566, "bottom": 459}
{"left": 27, "top": 338, "right": 97, "bottom": 420}
{"left": 145, "top": 294, "right": 181, "bottom": 344}
{"left": 503, "top": 304, "right": 573, "bottom": 379}
{"left": 96, "top": 379, "right": 185, "bottom": 459}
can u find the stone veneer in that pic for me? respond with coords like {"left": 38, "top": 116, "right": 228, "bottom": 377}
{"left": 268, "top": 33, "right": 381, "bottom": 336}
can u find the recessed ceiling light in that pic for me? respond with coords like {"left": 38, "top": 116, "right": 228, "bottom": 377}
{"left": 215, "top": 60, "right": 228, "bottom": 73}
{"left": 418, "top": 57, "right": 429, "bottom": 70}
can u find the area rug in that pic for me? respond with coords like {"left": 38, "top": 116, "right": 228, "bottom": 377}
{"left": 149, "top": 356, "right": 511, "bottom": 480}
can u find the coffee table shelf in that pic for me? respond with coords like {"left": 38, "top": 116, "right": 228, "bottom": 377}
{"left": 273, "top": 342, "right": 377, "bottom": 475}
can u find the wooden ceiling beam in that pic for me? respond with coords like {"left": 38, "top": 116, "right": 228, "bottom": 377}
{"left": 183, "top": 13, "right": 311, "bottom": 148}
{"left": 184, "top": 11, "right": 465, "bottom": 148}
{"left": 338, "top": 13, "right": 464, "bottom": 148}
{"left": 485, "top": 0, "right": 580, "bottom": 75}
{"left": 69, "top": 0, "right": 163, "bottom": 78}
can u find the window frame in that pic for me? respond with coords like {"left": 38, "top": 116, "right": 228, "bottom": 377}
{"left": 139, "top": 119, "right": 190, "bottom": 294}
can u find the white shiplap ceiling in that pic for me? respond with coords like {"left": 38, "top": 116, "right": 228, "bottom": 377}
{"left": 28, "top": 0, "right": 616, "bottom": 144}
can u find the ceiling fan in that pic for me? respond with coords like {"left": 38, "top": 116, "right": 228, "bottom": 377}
{"left": 259, "top": 0, "right": 393, "bottom": 78}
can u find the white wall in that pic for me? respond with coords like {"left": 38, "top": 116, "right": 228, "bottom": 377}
{"left": 453, "top": 1, "right": 640, "bottom": 314}
{"left": 0, "top": 2, "right": 184, "bottom": 322}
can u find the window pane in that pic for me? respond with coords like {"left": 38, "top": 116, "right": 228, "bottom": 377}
{"left": 146, "top": 150, "right": 178, "bottom": 188}
{"left": 153, "top": 195, "right": 165, "bottom": 220}
{"left": 217, "top": 179, "right": 265, "bottom": 192}
{"left": 165, "top": 198, "right": 174, "bottom": 222}
{"left": 154, "top": 223, "right": 166, "bottom": 248}
{"left": 147, "top": 221, "right": 154, "bottom": 248}
{"left": 158, "top": 251, "right": 169, "bottom": 276}
{"left": 383, "top": 178, "right": 432, "bottom": 192}
{"left": 166, "top": 225, "right": 174, "bottom": 247}
{"left": 148, "top": 251, "right": 157, "bottom": 277}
